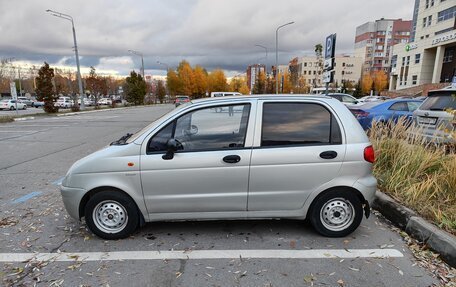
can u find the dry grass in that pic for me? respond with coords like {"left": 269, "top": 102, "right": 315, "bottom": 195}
{"left": 369, "top": 119, "right": 456, "bottom": 234}
{"left": 0, "top": 115, "right": 14, "bottom": 123}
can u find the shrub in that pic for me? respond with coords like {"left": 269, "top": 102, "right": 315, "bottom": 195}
{"left": 369, "top": 119, "right": 456, "bottom": 234}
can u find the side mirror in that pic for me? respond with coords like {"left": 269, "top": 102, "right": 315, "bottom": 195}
{"left": 162, "top": 139, "right": 183, "bottom": 160}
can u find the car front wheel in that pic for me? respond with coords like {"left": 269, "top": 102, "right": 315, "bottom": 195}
{"left": 84, "top": 190, "right": 140, "bottom": 240}
{"left": 309, "top": 189, "right": 363, "bottom": 237}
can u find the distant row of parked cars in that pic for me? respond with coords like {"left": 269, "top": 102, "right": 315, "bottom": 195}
{"left": 328, "top": 87, "right": 455, "bottom": 144}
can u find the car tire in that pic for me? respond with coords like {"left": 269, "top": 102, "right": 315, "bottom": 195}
{"left": 84, "top": 190, "right": 140, "bottom": 240}
{"left": 309, "top": 189, "right": 363, "bottom": 237}
{"left": 23, "top": 106, "right": 27, "bottom": 110}
{"left": 9, "top": 106, "right": 14, "bottom": 110}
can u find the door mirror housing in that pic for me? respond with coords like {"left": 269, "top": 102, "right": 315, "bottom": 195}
{"left": 162, "top": 139, "right": 183, "bottom": 160}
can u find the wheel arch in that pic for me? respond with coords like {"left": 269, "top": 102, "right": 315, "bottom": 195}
{"left": 306, "top": 186, "right": 367, "bottom": 219}
{"left": 79, "top": 186, "right": 146, "bottom": 226}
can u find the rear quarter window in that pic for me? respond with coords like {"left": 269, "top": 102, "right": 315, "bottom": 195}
{"left": 261, "top": 102, "right": 342, "bottom": 147}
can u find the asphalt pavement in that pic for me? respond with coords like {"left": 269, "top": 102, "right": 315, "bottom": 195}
{"left": 0, "top": 105, "right": 439, "bottom": 286}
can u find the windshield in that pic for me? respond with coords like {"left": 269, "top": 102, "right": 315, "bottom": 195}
{"left": 420, "top": 92, "right": 456, "bottom": 111}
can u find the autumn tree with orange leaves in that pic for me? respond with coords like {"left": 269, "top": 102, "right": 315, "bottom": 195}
{"left": 372, "top": 70, "right": 389, "bottom": 94}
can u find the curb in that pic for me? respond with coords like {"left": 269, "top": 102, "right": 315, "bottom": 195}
{"left": 373, "top": 191, "right": 456, "bottom": 267}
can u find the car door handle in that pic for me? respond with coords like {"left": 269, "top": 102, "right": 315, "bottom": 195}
{"left": 223, "top": 155, "right": 241, "bottom": 163}
{"left": 319, "top": 151, "right": 337, "bottom": 159}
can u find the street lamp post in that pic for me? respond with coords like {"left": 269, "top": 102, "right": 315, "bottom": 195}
{"left": 275, "top": 21, "right": 294, "bottom": 94}
{"left": 46, "top": 9, "right": 85, "bottom": 110}
{"left": 156, "top": 61, "right": 169, "bottom": 72}
{"left": 128, "top": 50, "right": 145, "bottom": 78}
{"left": 255, "top": 44, "right": 268, "bottom": 65}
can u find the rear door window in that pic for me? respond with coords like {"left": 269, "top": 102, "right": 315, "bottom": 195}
{"left": 388, "top": 102, "right": 408, "bottom": 111}
{"left": 261, "top": 102, "right": 342, "bottom": 147}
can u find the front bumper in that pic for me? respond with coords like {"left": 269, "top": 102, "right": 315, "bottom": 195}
{"left": 60, "top": 185, "right": 87, "bottom": 220}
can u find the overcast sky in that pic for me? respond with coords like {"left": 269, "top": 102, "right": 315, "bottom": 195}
{"left": 0, "top": 0, "right": 414, "bottom": 77}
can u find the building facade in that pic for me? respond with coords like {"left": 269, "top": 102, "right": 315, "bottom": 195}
{"left": 288, "top": 55, "right": 363, "bottom": 88}
{"left": 246, "top": 64, "right": 266, "bottom": 92}
{"left": 355, "top": 19, "right": 412, "bottom": 74}
{"left": 389, "top": 0, "right": 456, "bottom": 91}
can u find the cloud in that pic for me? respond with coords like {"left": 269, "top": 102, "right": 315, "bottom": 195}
{"left": 0, "top": 0, "right": 415, "bottom": 75}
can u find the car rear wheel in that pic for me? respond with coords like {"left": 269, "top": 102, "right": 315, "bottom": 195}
{"left": 309, "top": 189, "right": 363, "bottom": 237}
{"left": 84, "top": 190, "right": 139, "bottom": 240}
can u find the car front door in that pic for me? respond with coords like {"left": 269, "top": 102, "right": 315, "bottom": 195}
{"left": 248, "top": 100, "right": 345, "bottom": 211}
{"left": 140, "top": 102, "right": 255, "bottom": 216}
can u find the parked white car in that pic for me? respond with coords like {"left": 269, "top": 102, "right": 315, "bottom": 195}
{"left": 0, "top": 99, "right": 27, "bottom": 110}
{"left": 328, "top": 93, "right": 363, "bottom": 107}
{"left": 60, "top": 95, "right": 377, "bottom": 239}
{"left": 98, "top": 98, "right": 112, "bottom": 105}
{"left": 55, "top": 97, "right": 73, "bottom": 108}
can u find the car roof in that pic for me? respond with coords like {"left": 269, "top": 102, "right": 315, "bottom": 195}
{"left": 354, "top": 98, "right": 422, "bottom": 110}
{"left": 190, "top": 94, "right": 332, "bottom": 105}
{"left": 428, "top": 85, "right": 456, "bottom": 94}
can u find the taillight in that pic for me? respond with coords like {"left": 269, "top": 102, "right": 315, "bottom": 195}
{"left": 352, "top": 110, "right": 369, "bottom": 118}
{"left": 364, "top": 145, "right": 375, "bottom": 163}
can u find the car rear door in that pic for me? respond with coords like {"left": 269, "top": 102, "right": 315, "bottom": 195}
{"left": 248, "top": 100, "right": 345, "bottom": 212}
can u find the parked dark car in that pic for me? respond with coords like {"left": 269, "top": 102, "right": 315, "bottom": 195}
{"left": 350, "top": 99, "right": 423, "bottom": 130}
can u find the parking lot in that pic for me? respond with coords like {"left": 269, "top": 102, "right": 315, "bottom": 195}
{"left": 0, "top": 105, "right": 439, "bottom": 286}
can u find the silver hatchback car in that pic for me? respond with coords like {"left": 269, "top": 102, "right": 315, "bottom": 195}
{"left": 60, "top": 95, "right": 377, "bottom": 239}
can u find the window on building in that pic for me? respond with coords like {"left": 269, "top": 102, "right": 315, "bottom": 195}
{"left": 435, "top": 27, "right": 454, "bottom": 35}
{"left": 426, "top": 34, "right": 430, "bottom": 38}
{"left": 425, "top": 0, "right": 429, "bottom": 9}
{"left": 437, "top": 6, "right": 456, "bottom": 22}
{"left": 401, "top": 38, "right": 409, "bottom": 43}
{"left": 309, "top": 63, "right": 312, "bottom": 67}
{"left": 402, "top": 57, "right": 406, "bottom": 67}
{"left": 431, "top": 0, "right": 434, "bottom": 7}
{"left": 342, "top": 62, "right": 346, "bottom": 67}
{"left": 422, "top": 17, "right": 427, "bottom": 27}
{"left": 406, "top": 56, "right": 410, "bottom": 65}
{"left": 304, "top": 62, "right": 307, "bottom": 67}
{"left": 443, "top": 48, "right": 454, "bottom": 63}
{"left": 428, "top": 15, "right": 432, "bottom": 26}
{"left": 376, "top": 45, "right": 384, "bottom": 50}
{"left": 392, "top": 55, "right": 398, "bottom": 68}
{"left": 415, "top": 53, "right": 421, "bottom": 64}
{"left": 412, "top": 75, "right": 418, "bottom": 85}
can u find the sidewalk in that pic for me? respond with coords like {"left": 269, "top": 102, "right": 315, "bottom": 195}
{"left": 373, "top": 191, "right": 456, "bottom": 267}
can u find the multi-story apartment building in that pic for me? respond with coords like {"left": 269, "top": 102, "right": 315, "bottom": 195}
{"left": 389, "top": 0, "right": 456, "bottom": 91}
{"left": 246, "top": 64, "right": 266, "bottom": 92}
{"left": 288, "top": 55, "right": 363, "bottom": 88}
{"left": 355, "top": 19, "right": 412, "bottom": 74}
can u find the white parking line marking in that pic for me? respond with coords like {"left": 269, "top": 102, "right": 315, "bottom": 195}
{"left": 0, "top": 249, "right": 403, "bottom": 262}
{"left": 0, "top": 131, "right": 36, "bottom": 133}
